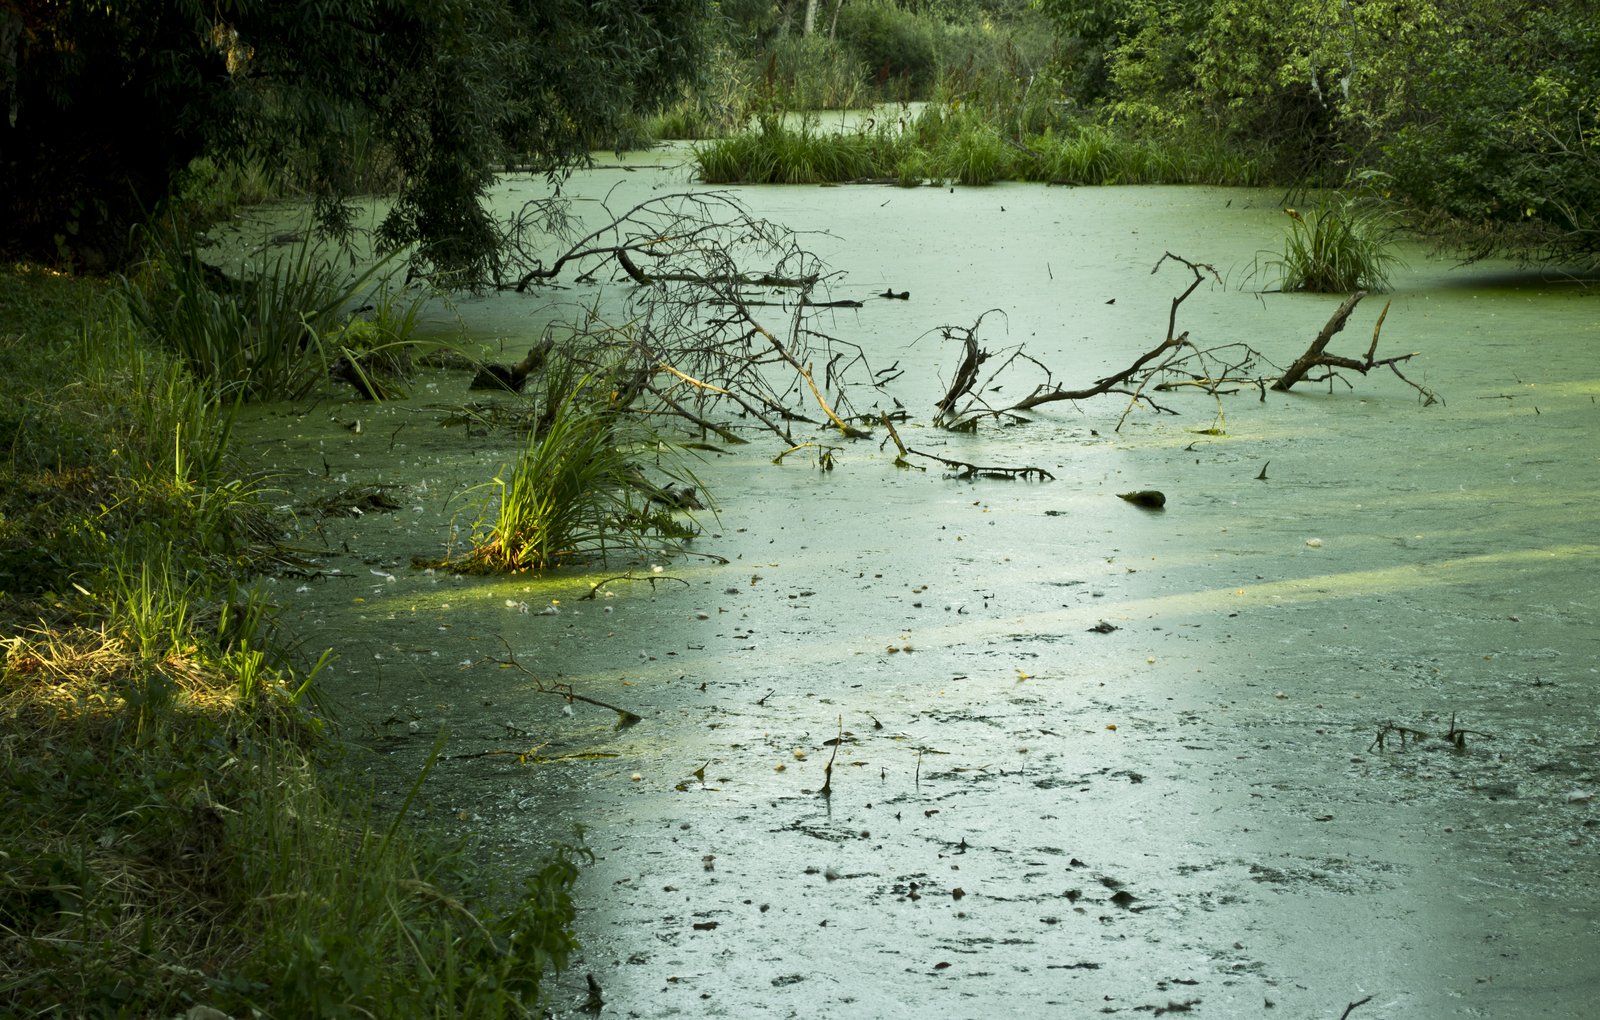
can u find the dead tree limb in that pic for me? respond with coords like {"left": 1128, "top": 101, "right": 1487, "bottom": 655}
{"left": 930, "top": 252, "right": 1436, "bottom": 440}
{"left": 1272, "top": 295, "right": 1437, "bottom": 403}
{"left": 645, "top": 382, "right": 749, "bottom": 444}
{"left": 1272, "top": 290, "right": 1368, "bottom": 390}
{"left": 724, "top": 297, "right": 872, "bottom": 439}
{"left": 487, "top": 636, "right": 643, "bottom": 728}
{"left": 934, "top": 314, "right": 996, "bottom": 419}
{"left": 879, "top": 411, "right": 918, "bottom": 469}
{"left": 933, "top": 255, "right": 1217, "bottom": 429}
{"left": 901, "top": 446, "right": 1055, "bottom": 480}
{"left": 496, "top": 190, "right": 888, "bottom": 447}
{"left": 505, "top": 191, "right": 820, "bottom": 292}
{"left": 1338, "top": 995, "right": 1373, "bottom": 1020}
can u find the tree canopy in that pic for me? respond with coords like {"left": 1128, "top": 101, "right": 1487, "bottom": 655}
{"left": 1, "top": 0, "right": 709, "bottom": 281}
{"left": 1039, "top": 0, "right": 1600, "bottom": 265}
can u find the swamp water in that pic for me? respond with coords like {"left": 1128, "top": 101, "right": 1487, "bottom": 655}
{"left": 235, "top": 159, "right": 1599, "bottom": 1017}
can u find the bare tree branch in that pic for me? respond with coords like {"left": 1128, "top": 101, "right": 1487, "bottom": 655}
{"left": 930, "top": 252, "right": 1438, "bottom": 433}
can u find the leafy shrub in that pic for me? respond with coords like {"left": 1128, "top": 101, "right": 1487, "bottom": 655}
{"left": 837, "top": 0, "right": 943, "bottom": 96}
{"left": 1037, "top": 0, "right": 1600, "bottom": 264}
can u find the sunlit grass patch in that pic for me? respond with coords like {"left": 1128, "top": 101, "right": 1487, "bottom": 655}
{"left": 0, "top": 628, "right": 580, "bottom": 1018}
{"left": 451, "top": 362, "right": 701, "bottom": 574}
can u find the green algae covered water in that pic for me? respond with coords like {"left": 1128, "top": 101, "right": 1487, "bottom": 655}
{"left": 233, "top": 156, "right": 1600, "bottom": 1018}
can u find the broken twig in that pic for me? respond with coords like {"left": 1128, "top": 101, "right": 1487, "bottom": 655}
{"left": 488, "top": 636, "right": 643, "bottom": 727}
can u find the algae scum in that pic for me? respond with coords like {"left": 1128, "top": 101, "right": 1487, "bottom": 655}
{"left": 242, "top": 165, "right": 1600, "bottom": 1017}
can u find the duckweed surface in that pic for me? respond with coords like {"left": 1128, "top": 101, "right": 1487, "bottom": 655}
{"left": 236, "top": 155, "right": 1600, "bottom": 1018}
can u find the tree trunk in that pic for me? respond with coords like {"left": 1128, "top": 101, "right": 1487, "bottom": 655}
{"left": 803, "top": 0, "right": 818, "bottom": 35}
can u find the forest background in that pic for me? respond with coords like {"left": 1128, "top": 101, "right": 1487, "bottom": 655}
{"left": 5, "top": 0, "right": 1598, "bottom": 279}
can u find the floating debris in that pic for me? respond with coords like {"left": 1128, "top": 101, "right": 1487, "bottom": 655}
{"left": 1118, "top": 489, "right": 1166, "bottom": 509}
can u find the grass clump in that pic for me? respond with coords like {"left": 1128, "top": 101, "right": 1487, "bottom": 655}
{"left": 453, "top": 358, "right": 700, "bottom": 574}
{"left": 693, "top": 65, "right": 1274, "bottom": 190}
{"left": 1271, "top": 194, "right": 1404, "bottom": 293}
{"left": 1, "top": 265, "right": 581, "bottom": 1017}
{"left": 120, "top": 228, "right": 431, "bottom": 402}
{"left": 697, "top": 116, "right": 883, "bottom": 184}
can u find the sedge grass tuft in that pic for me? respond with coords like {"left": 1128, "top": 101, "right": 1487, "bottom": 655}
{"left": 1272, "top": 195, "right": 1404, "bottom": 293}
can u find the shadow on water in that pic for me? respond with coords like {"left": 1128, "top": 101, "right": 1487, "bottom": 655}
{"left": 231, "top": 162, "right": 1600, "bottom": 1018}
{"left": 1415, "top": 264, "right": 1600, "bottom": 293}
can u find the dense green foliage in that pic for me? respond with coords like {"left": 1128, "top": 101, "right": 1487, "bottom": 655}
{"left": 6, "top": 0, "right": 1596, "bottom": 276}
{"left": 1, "top": 0, "right": 709, "bottom": 282}
{"left": 698, "top": 0, "right": 1600, "bottom": 264}
{"left": 1038, "top": 0, "right": 1600, "bottom": 263}
{"left": 685, "top": 0, "right": 1054, "bottom": 113}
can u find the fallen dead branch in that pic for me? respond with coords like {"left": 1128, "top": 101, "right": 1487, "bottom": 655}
{"left": 1272, "top": 293, "right": 1438, "bottom": 403}
{"left": 903, "top": 447, "right": 1054, "bottom": 480}
{"left": 820, "top": 716, "right": 841, "bottom": 798}
{"left": 577, "top": 571, "right": 693, "bottom": 600}
{"left": 503, "top": 191, "right": 886, "bottom": 448}
{"left": 486, "top": 636, "right": 642, "bottom": 727}
{"left": 881, "top": 409, "right": 1052, "bottom": 480}
{"left": 720, "top": 293, "right": 871, "bottom": 439}
{"left": 1369, "top": 714, "right": 1492, "bottom": 753}
{"left": 931, "top": 252, "right": 1439, "bottom": 432}
{"left": 1368, "top": 721, "right": 1430, "bottom": 752}
{"left": 933, "top": 255, "right": 1219, "bottom": 430}
{"left": 503, "top": 191, "right": 819, "bottom": 293}
{"left": 1339, "top": 995, "right": 1374, "bottom": 1019}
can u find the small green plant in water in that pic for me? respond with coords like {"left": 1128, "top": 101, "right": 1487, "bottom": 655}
{"left": 458, "top": 366, "right": 698, "bottom": 573}
{"left": 1273, "top": 197, "right": 1403, "bottom": 293}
